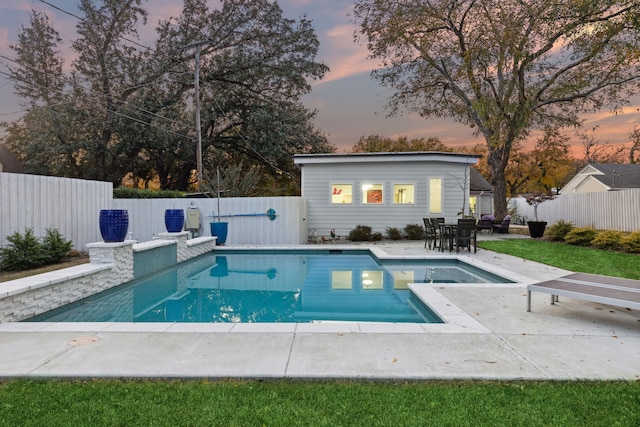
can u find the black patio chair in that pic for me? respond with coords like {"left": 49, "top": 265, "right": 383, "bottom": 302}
{"left": 423, "top": 218, "right": 438, "bottom": 249}
{"left": 454, "top": 218, "right": 477, "bottom": 253}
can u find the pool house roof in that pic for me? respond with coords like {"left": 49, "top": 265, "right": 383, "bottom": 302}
{"left": 293, "top": 151, "right": 480, "bottom": 166}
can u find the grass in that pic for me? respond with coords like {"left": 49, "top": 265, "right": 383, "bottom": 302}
{"left": 2, "top": 239, "right": 639, "bottom": 425}
{"left": 477, "top": 239, "right": 640, "bottom": 279}
{"left": 0, "top": 379, "right": 638, "bottom": 426}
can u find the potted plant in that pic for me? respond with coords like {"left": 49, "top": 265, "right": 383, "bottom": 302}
{"left": 525, "top": 192, "right": 555, "bottom": 238}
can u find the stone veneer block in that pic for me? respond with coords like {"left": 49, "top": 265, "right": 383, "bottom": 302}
{"left": 1, "top": 236, "right": 216, "bottom": 322}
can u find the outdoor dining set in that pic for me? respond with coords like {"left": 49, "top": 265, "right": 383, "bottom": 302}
{"left": 422, "top": 217, "right": 478, "bottom": 253}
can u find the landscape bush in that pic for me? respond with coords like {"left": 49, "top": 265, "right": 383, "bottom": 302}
{"left": 348, "top": 225, "right": 373, "bottom": 242}
{"left": 591, "top": 230, "right": 623, "bottom": 251}
{"left": 372, "top": 232, "right": 383, "bottom": 241}
{"left": 0, "top": 228, "right": 73, "bottom": 272}
{"left": 113, "top": 187, "right": 185, "bottom": 199}
{"left": 386, "top": 227, "right": 403, "bottom": 240}
{"left": 404, "top": 224, "right": 425, "bottom": 240}
{"left": 620, "top": 231, "right": 640, "bottom": 254}
{"left": 544, "top": 220, "right": 573, "bottom": 241}
{"left": 564, "top": 227, "right": 597, "bottom": 246}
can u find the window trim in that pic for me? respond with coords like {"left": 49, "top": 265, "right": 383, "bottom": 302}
{"left": 392, "top": 182, "right": 416, "bottom": 205}
{"left": 428, "top": 177, "right": 443, "bottom": 214}
{"left": 330, "top": 183, "right": 354, "bottom": 205}
{"left": 361, "top": 183, "right": 384, "bottom": 205}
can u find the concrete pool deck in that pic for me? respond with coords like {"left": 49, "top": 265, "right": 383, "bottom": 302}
{"left": 0, "top": 234, "right": 639, "bottom": 380}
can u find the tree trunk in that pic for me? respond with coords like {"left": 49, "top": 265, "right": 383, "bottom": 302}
{"left": 487, "top": 144, "right": 511, "bottom": 220}
{"left": 492, "top": 168, "right": 509, "bottom": 220}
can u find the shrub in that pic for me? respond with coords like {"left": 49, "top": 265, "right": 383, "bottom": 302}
{"left": 620, "top": 231, "right": 640, "bottom": 254}
{"left": 348, "top": 225, "right": 373, "bottom": 242}
{"left": 591, "top": 230, "right": 623, "bottom": 251}
{"left": 0, "top": 228, "right": 48, "bottom": 271}
{"left": 41, "top": 228, "right": 73, "bottom": 264}
{"left": 386, "top": 227, "right": 403, "bottom": 240}
{"left": 113, "top": 187, "right": 185, "bottom": 199}
{"left": 0, "top": 228, "right": 74, "bottom": 272}
{"left": 564, "top": 227, "right": 597, "bottom": 246}
{"left": 404, "top": 224, "right": 425, "bottom": 240}
{"left": 545, "top": 220, "right": 573, "bottom": 241}
{"left": 372, "top": 232, "right": 383, "bottom": 241}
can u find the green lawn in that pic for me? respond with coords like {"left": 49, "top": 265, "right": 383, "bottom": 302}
{"left": 478, "top": 239, "right": 640, "bottom": 279}
{"left": 1, "top": 380, "right": 638, "bottom": 426}
{"left": 2, "top": 240, "right": 639, "bottom": 426}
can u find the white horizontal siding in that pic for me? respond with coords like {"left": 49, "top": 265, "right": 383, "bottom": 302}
{"left": 300, "top": 161, "right": 469, "bottom": 237}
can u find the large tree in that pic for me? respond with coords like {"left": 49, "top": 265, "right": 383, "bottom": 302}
{"left": 4, "top": 0, "right": 332, "bottom": 190}
{"left": 354, "top": 0, "right": 640, "bottom": 218}
{"left": 505, "top": 127, "right": 574, "bottom": 196}
{"left": 351, "top": 135, "right": 449, "bottom": 152}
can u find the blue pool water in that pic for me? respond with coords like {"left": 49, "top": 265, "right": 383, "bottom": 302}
{"left": 27, "top": 250, "right": 511, "bottom": 324}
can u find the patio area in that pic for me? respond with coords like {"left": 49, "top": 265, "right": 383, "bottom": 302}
{"left": 0, "top": 235, "right": 638, "bottom": 380}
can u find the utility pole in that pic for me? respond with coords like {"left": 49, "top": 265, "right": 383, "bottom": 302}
{"left": 194, "top": 45, "right": 203, "bottom": 191}
{"left": 182, "top": 40, "right": 213, "bottom": 191}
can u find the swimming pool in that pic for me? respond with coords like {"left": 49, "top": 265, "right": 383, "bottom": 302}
{"left": 27, "top": 250, "right": 511, "bottom": 324}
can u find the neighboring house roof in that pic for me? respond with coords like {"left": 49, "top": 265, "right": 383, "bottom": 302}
{"left": 588, "top": 163, "right": 640, "bottom": 189}
{"left": 0, "top": 144, "right": 23, "bottom": 173}
{"left": 561, "top": 163, "right": 640, "bottom": 193}
{"left": 470, "top": 168, "right": 492, "bottom": 192}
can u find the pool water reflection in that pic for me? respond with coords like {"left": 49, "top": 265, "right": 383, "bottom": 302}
{"left": 28, "top": 250, "right": 510, "bottom": 324}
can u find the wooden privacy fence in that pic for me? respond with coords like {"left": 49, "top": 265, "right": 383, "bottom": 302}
{"left": 0, "top": 173, "right": 112, "bottom": 250}
{"left": 112, "top": 197, "right": 307, "bottom": 246}
{"left": 1, "top": 173, "right": 307, "bottom": 251}
{"left": 511, "top": 189, "right": 640, "bottom": 232}
{"left": 3, "top": 172, "right": 639, "bottom": 253}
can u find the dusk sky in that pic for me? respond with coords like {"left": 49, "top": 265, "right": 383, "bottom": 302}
{"left": 1, "top": 0, "right": 639, "bottom": 154}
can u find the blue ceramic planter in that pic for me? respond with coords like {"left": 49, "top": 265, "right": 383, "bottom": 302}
{"left": 210, "top": 222, "right": 228, "bottom": 244}
{"left": 164, "top": 209, "right": 185, "bottom": 233}
{"left": 99, "top": 209, "right": 129, "bottom": 242}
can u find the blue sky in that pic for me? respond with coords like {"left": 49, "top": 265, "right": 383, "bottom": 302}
{"left": 1, "top": 0, "right": 639, "bottom": 154}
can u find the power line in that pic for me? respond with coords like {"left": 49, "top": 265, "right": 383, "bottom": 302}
{"left": 0, "top": 51, "right": 192, "bottom": 130}
{"left": 0, "top": 68, "right": 192, "bottom": 141}
{"left": 37, "top": 0, "right": 152, "bottom": 52}
{"left": 6, "top": 4, "right": 298, "bottom": 179}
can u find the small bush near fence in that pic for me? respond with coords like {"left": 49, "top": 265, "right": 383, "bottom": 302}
{"left": 591, "top": 230, "right": 623, "bottom": 251}
{"left": 545, "top": 220, "right": 573, "bottom": 241}
{"left": 349, "top": 225, "right": 373, "bottom": 242}
{"left": 386, "top": 227, "right": 403, "bottom": 240}
{"left": 564, "top": 227, "right": 597, "bottom": 246}
{"left": 620, "top": 232, "right": 640, "bottom": 254}
{"left": 544, "top": 220, "right": 640, "bottom": 255}
{"left": 404, "top": 224, "right": 425, "bottom": 240}
{"left": 348, "top": 225, "right": 386, "bottom": 242}
{"left": 0, "top": 228, "right": 73, "bottom": 272}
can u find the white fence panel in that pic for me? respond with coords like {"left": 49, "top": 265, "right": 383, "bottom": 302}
{"left": 510, "top": 189, "right": 640, "bottom": 232}
{"left": 0, "top": 173, "right": 112, "bottom": 251}
{"left": 112, "top": 196, "right": 307, "bottom": 245}
{"left": 1, "top": 174, "right": 307, "bottom": 252}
